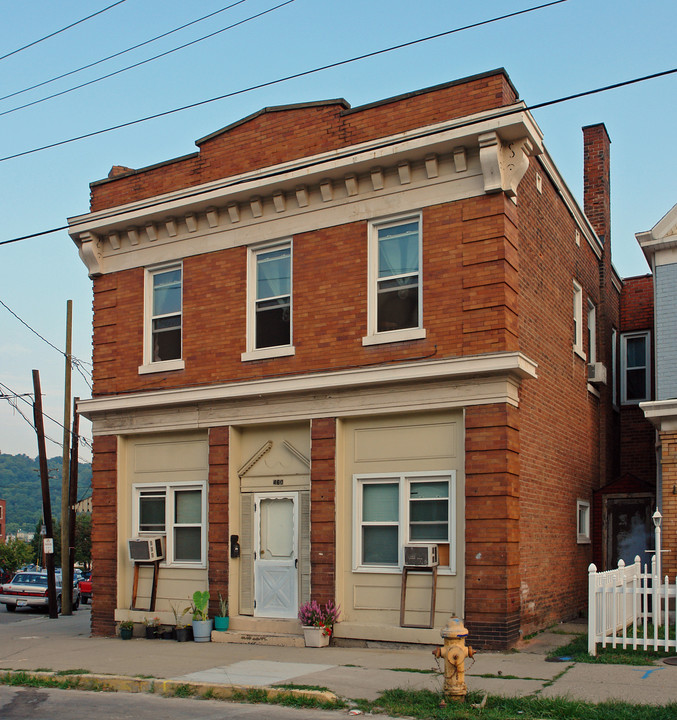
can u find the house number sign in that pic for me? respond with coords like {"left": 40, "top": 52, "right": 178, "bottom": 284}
{"left": 273, "top": 478, "right": 284, "bottom": 485}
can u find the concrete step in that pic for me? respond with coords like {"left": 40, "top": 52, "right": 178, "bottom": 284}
{"left": 211, "top": 630, "right": 305, "bottom": 647}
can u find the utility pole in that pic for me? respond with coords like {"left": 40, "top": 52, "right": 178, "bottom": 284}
{"left": 32, "top": 370, "right": 58, "bottom": 618}
{"left": 68, "top": 397, "right": 79, "bottom": 597}
{"left": 61, "top": 300, "right": 73, "bottom": 615}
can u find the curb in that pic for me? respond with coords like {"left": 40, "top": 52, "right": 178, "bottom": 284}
{"left": 0, "top": 670, "right": 341, "bottom": 705}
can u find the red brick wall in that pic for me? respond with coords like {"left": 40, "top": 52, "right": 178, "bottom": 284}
{"left": 90, "top": 435, "right": 118, "bottom": 636}
{"left": 515, "top": 153, "right": 620, "bottom": 634}
{"left": 465, "top": 404, "right": 521, "bottom": 648}
{"left": 208, "top": 427, "right": 229, "bottom": 617}
{"left": 92, "top": 195, "right": 520, "bottom": 397}
{"left": 310, "top": 418, "right": 336, "bottom": 603}
{"left": 620, "top": 275, "right": 655, "bottom": 485}
{"left": 89, "top": 72, "right": 517, "bottom": 211}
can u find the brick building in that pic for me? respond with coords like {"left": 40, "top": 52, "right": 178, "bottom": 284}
{"left": 69, "top": 69, "right": 621, "bottom": 648}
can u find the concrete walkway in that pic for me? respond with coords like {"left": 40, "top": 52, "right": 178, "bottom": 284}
{"left": 0, "top": 609, "right": 676, "bottom": 707}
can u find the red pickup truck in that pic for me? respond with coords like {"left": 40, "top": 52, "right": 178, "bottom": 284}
{"left": 78, "top": 576, "right": 92, "bottom": 604}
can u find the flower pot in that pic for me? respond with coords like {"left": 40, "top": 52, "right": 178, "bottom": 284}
{"left": 175, "top": 626, "right": 192, "bottom": 642}
{"left": 302, "top": 625, "right": 330, "bottom": 647}
{"left": 214, "top": 616, "right": 229, "bottom": 631}
{"left": 160, "top": 628, "right": 175, "bottom": 640}
{"left": 120, "top": 627, "right": 133, "bottom": 640}
{"left": 191, "top": 618, "right": 214, "bottom": 642}
{"left": 145, "top": 626, "right": 158, "bottom": 639}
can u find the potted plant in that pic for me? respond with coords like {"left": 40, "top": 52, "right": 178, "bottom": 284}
{"left": 185, "top": 590, "right": 212, "bottom": 642}
{"left": 119, "top": 620, "right": 134, "bottom": 640}
{"left": 171, "top": 603, "right": 192, "bottom": 642}
{"left": 298, "top": 600, "right": 340, "bottom": 647}
{"left": 214, "top": 592, "right": 229, "bottom": 631}
{"left": 143, "top": 616, "right": 160, "bottom": 639}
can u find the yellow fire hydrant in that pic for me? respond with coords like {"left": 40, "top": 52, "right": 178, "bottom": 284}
{"left": 432, "top": 616, "right": 474, "bottom": 702}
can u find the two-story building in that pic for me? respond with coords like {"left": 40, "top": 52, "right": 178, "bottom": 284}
{"left": 68, "top": 69, "right": 621, "bottom": 648}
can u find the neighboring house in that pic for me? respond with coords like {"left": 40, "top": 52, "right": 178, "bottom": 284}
{"left": 0, "top": 499, "right": 5, "bottom": 542}
{"left": 593, "top": 275, "right": 656, "bottom": 570}
{"left": 68, "top": 69, "right": 621, "bottom": 649}
{"left": 636, "top": 203, "right": 677, "bottom": 579}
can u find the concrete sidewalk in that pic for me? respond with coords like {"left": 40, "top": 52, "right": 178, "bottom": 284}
{"left": 0, "top": 608, "right": 676, "bottom": 708}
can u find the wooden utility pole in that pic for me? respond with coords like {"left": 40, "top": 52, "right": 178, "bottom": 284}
{"left": 61, "top": 300, "right": 73, "bottom": 614}
{"left": 68, "top": 397, "right": 79, "bottom": 599}
{"left": 32, "top": 370, "right": 58, "bottom": 618}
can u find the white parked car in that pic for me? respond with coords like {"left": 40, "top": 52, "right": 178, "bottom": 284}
{"left": 0, "top": 571, "right": 80, "bottom": 613}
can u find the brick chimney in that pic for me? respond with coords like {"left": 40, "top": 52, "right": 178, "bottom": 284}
{"left": 583, "top": 124, "right": 611, "bottom": 245}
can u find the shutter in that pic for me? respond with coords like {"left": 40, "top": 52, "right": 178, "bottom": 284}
{"left": 299, "top": 490, "right": 311, "bottom": 604}
{"left": 239, "top": 493, "right": 255, "bottom": 615}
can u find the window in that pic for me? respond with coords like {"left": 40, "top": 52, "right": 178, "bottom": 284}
{"left": 134, "top": 482, "right": 206, "bottom": 565}
{"left": 363, "top": 216, "right": 425, "bottom": 345}
{"left": 573, "top": 280, "right": 584, "bottom": 357}
{"left": 587, "top": 301, "right": 597, "bottom": 364}
{"left": 577, "top": 500, "right": 591, "bottom": 544}
{"left": 611, "top": 328, "right": 618, "bottom": 407}
{"left": 621, "top": 331, "right": 651, "bottom": 404}
{"left": 354, "top": 472, "right": 454, "bottom": 571}
{"left": 140, "top": 264, "right": 184, "bottom": 373}
{"left": 242, "top": 242, "right": 294, "bottom": 361}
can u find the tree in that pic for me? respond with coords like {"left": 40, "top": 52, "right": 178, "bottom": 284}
{"left": 74, "top": 514, "right": 92, "bottom": 569}
{"left": 0, "top": 537, "right": 35, "bottom": 574}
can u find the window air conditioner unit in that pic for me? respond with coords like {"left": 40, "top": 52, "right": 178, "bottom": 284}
{"left": 403, "top": 544, "right": 439, "bottom": 568}
{"left": 128, "top": 536, "right": 165, "bottom": 562}
{"left": 587, "top": 362, "right": 607, "bottom": 385}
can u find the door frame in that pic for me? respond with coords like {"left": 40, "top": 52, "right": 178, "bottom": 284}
{"left": 253, "top": 491, "right": 299, "bottom": 618}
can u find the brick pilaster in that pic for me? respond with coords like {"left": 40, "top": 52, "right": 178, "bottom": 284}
{"left": 659, "top": 431, "right": 677, "bottom": 578}
{"left": 208, "top": 426, "right": 229, "bottom": 616}
{"left": 90, "top": 435, "right": 118, "bottom": 637}
{"left": 310, "top": 418, "right": 336, "bottom": 603}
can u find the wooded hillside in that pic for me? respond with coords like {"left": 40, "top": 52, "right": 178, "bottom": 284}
{"left": 0, "top": 453, "right": 92, "bottom": 534}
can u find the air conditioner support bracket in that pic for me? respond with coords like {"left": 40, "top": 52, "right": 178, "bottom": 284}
{"left": 131, "top": 560, "right": 160, "bottom": 612}
{"left": 400, "top": 565, "right": 438, "bottom": 629}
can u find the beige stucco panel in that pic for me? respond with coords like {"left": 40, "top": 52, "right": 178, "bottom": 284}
{"left": 117, "top": 431, "right": 209, "bottom": 616}
{"left": 337, "top": 410, "right": 465, "bottom": 631}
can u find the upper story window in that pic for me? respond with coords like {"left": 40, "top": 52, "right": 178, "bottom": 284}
{"left": 242, "top": 242, "right": 294, "bottom": 361}
{"left": 621, "top": 331, "right": 651, "bottom": 404}
{"left": 354, "top": 471, "right": 455, "bottom": 572}
{"left": 363, "top": 215, "right": 425, "bottom": 346}
{"left": 587, "top": 301, "right": 597, "bottom": 364}
{"left": 135, "top": 482, "right": 206, "bottom": 566}
{"left": 140, "top": 264, "right": 184, "bottom": 374}
{"left": 573, "top": 280, "right": 584, "bottom": 358}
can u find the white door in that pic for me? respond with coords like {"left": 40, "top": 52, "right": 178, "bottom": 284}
{"left": 254, "top": 492, "right": 298, "bottom": 618}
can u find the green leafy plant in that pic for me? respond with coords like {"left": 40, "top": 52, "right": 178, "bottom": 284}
{"left": 170, "top": 602, "right": 190, "bottom": 628}
{"left": 185, "top": 590, "right": 210, "bottom": 621}
{"left": 217, "top": 592, "right": 229, "bottom": 618}
{"left": 119, "top": 620, "right": 134, "bottom": 630}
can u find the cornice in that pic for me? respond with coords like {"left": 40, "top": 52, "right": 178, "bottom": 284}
{"left": 640, "top": 399, "right": 677, "bottom": 432}
{"left": 79, "top": 351, "right": 538, "bottom": 419}
{"left": 68, "top": 105, "right": 543, "bottom": 277}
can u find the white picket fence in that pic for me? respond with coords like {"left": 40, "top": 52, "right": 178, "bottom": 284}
{"left": 588, "top": 556, "right": 677, "bottom": 656}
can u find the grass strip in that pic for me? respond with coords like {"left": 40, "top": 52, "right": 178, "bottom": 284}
{"left": 548, "top": 632, "right": 675, "bottom": 665}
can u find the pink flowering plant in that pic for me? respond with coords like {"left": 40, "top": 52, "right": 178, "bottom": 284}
{"left": 298, "top": 600, "right": 340, "bottom": 637}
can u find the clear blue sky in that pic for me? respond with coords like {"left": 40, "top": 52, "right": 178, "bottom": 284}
{"left": 1, "top": 0, "right": 675, "bottom": 461}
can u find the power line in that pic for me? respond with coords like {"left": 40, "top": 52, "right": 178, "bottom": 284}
{"left": 1, "top": 63, "right": 676, "bottom": 250}
{"left": 0, "top": 1, "right": 128, "bottom": 63}
{"left": 0, "top": 0, "right": 572, "bottom": 163}
{"left": 0, "top": 0, "right": 296, "bottom": 118}
{"left": 0, "top": 299, "right": 93, "bottom": 389}
{"left": 0, "top": 0, "right": 250, "bottom": 103}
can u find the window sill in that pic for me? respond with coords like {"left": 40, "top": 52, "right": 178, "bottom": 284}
{"left": 241, "top": 345, "right": 295, "bottom": 362}
{"left": 577, "top": 537, "right": 591, "bottom": 545}
{"left": 362, "top": 327, "right": 427, "bottom": 346}
{"left": 586, "top": 383, "right": 600, "bottom": 398}
{"left": 573, "top": 346, "right": 586, "bottom": 361}
{"left": 352, "top": 565, "right": 456, "bottom": 575}
{"left": 138, "top": 359, "right": 185, "bottom": 375}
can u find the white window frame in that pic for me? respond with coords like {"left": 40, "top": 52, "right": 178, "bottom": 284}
{"left": 353, "top": 471, "right": 455, "bottom": 574}
{"left": 242, "top": 240, "right": 295, "bottom": 362}
{"left": 611, "top": 328, "right": 618, "bottom": 408}
{"left": 573, "top": 280, "right": 585, "bottom": 359}
{"left": 587, "top": 300, "right": 597, "bottom": 365}
{"left": 132, "top": 481, "right": 207, "bottom": 568}
{"left": 363, "top": 214, "right": 426, "bottom": 346}
{"left": 139, "top": 263, "right": 185, "bottom": 374}
{"left": 577, "top": 499, "right": 591, "bottom": 544}
{"left": 620, "top": 331, "right": 651, "bottom": 404}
